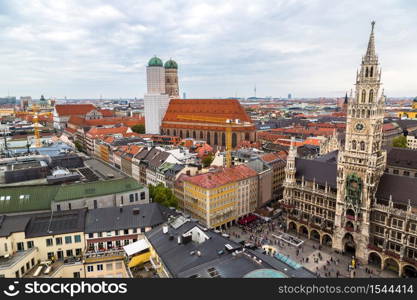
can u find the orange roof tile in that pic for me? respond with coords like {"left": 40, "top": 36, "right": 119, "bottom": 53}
{"left": 55, "top": 104, "right": 96, "bottom": 116}
{"left": 68, "top": 115, "right": 144, "bottom": 127}
{"left": 184, "top": 165, "right": 257, "bottom": 189}
{"left": 161, "top": 99, "right": 254, "bottom": 131}
{"left": 87, "top": 126, "right": 129, "bottom": 138}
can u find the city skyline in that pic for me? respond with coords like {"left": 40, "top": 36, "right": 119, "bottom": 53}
{"left": 1, "top": 0, "right": 417, "bottom": 99}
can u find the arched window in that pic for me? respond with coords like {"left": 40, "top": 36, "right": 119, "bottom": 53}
{"left": 173, "top": 129, "right": 176, "bottom": 136}
{"left": 167, "top": 129, "right": 170, "bottom": 135}
{"left": 361, "top": 90, "right": 366, "bottom": 103}
{"left": 186, "top": 130, "right": 189, "bottom": 138}
{"left": 222, "top": 132, "right": 226, "bottom": 146}
{"left": 245, "top": 132, "right": 250, "bottom": 141}
{"left": 200, "top": 131, "right": 203, "bottom": 139}
{"left": 365, "top": 67, "right": 369, "bottom": 77}
{"left": 214, "top": 132, "right": 218, "bottom": 145}
{"left": 207, "top": 132, "right": 211, "bottom": 144}
{"left": 179, "top": 130, "right": 183, "bottom": 138}
{"left": 193, "top": 131, "right": 196, "bottom": 139}
{"left": 369, "top": 89, "right": 374, "bottom": 103}
{"left": 360, "top": 141, "right": 365, "bottom": 151}
{"left": 232, "top": 133, "right": 237, "bottom": 148}
{"left": 352, "top": 140, "right": 357, "bottom": 150}
{"left": 370, "top": 66, "right": 374, "bottom": 77}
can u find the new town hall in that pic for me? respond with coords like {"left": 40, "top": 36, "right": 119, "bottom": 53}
{"left": 283, "top": 22, "right": 417, "bottom": 277}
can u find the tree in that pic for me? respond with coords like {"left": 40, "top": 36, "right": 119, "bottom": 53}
{"left": 202, "top": 153, "right": 214, "bottom": 168}
{"left": 74, "top": 140, "right": 84, "bottom": 152}
{"left": 392, "top": 135, "right": 407, "bottom": 148}
{"left": 131, "top": 124, "right": 145, "bottom": 134}
{"left": 148, "top": 183, "right": 178, "bottom": 208}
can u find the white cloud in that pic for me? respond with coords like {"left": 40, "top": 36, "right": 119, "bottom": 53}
{"left": 0, "top": 0, "right": 417, "bottom": 98}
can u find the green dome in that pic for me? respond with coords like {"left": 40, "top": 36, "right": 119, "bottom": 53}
{"left": 148, "top": 56, "right": 163, "bottom": 67}
{"left": 164, "top": 59, "right": 178, "bottom": 69}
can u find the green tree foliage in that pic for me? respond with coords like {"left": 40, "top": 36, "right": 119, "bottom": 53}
{"left": 148, "top": 183, "right": 178, "bottom": 208}
{"left": 131, "top": 124, "right": 145, "bottom": 134}
{"left": 74, "top": 140, "right": 84, "bottom": 152}
{"left": 392, "top": 135, "right": 407, "bottom": 148}
{"left": 202, "top": 153, "right": 214, "bottom": 168}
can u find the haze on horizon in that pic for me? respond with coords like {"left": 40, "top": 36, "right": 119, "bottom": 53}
{"left": 1, "top": 0, "right": 417, "bottom": 99}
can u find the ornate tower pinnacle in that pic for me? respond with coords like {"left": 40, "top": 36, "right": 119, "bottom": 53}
{"left": 365, "top": 21, "right": 377, "bottom": 61}
{"left": 333, "top": 21, "right": 387, "bottom": 261}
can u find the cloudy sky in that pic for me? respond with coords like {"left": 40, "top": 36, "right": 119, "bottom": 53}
{"left": 1, "top": 0, "right": 417, "bottom": 99}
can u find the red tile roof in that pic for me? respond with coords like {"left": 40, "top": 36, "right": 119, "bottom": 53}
{"left": 55, "top": 104, "right": 96, "bottom": 116}
{"left": 87, "top": 126, "right": 130, "bottom": 138}
{"left": 68, "top": 115, "right": 144, "bottom": 127}
{"left": 161, "top": 99, "right": 255, "bottom": 131}
{"left": 99, "top": 109, "right": 114, "bottom": 117}
{"left": 184, "top": 165, "right": 257, "bottom": 189}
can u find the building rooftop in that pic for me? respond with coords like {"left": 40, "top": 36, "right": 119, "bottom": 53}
{"left": 386, "top": 147, "right": 417, "bottom": 170}
{"left": 25, "top": 209, "right": 87, "bottom": 238}
{"left": 85, "top": 203, "right": 175, "bottom": 233}
{"left": 0, "top": 177, "right": 143, "bottom": 214}
{"left": 295, "top": 157, "right": 337, "bottom": 188}
{"left": 376, "top": 173, "right": 417, "bottom": 206}
{"left": 145, "top": 218, "right": 315, "bottom": 278}
{"left": 162, "top": 99, "right": 253, "bottom": 125}
{"left": 184, "top": 165, "right": 257, "bottom": 189}
{"left": 55, "top": 104, "right": 95, "bottom": 116}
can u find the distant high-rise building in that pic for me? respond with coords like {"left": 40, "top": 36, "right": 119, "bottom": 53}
{"left": 288, "top": 93, "right": 292, "bottom": 100}
{"left": 144, "top": 56, "right": 170, "bottom": 134}
{"left": 20, "top": 96, "right": 32, "bottom": 110}
{"left": 0, "top": 96, "right": 16, "bottom": 106}
{"left": 183, "top": 92, "right": 186, "bottom": 99}
{"left": 164, "top": 59, "right": 179, "bottom": 98}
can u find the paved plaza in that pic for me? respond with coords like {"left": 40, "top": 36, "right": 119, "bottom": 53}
{"left": 225, "top": 218, "right": 398, "bottom": 278}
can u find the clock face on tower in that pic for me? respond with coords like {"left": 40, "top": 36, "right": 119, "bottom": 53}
{"left": 355, "top": 123, "right": 365, "bottom": 132}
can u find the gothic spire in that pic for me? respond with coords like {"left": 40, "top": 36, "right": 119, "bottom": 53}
{"left": 365, "top": 21, "right": 376, "bottom": 61}
{"left": 344, "top": 92, "right": 348, "bottom": 104}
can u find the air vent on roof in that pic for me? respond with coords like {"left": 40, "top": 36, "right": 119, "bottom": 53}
{"left": 162, "top": 225, "right": 169, "bottom": 234}
{"left": 133, "top": 208, "right": 140, "bottom": 215}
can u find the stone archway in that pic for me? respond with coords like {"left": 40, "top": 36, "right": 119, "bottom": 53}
{"left": 322, "top": 234, "right": 332, "bottom": 247}
{"left": 368, "top": 252, "right": 382, "bottom": 269}
{"left": 299, "top": 225, "right": 309, "bottom": 237}
{"left": 342, "top": 233, "right": 356, "bottom": 256}
{"left": 288, "top": 221, "right": 297, "bottom": 233}
{"left": 384, "top": 258, "right": 400, "bottom": 275}
{"left": 402, "top": 265, "right": 417, "bottom": 278}
{"left": 310, "top": 229, "right": 320, "bottom": 242}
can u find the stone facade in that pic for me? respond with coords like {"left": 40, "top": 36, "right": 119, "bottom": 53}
{"left": 282, "top": 23, "right": 417, "bottom": 277}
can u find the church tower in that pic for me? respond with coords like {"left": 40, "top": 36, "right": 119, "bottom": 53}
{"left": 164, "top": 59, "right": 179, "bottom": 98}
{"left": 333, "top": 22, "right": 387, "bottom": 261}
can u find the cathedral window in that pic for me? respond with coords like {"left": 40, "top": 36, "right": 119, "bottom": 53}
{"left": 232, "top": 132, "right": 237, "bottom": 148}
{"left": 365, "top": 67, "right": 369, "bottom": 77}
{"left": 352, "top": 140, "right": 357, "bottom": 150}
{"left": 369, "top": 89, "right": 374, "bottom": 102}
{"left": 370, "top": 66, "right": 374, "bottom": 77}
{"left": 360, "top": 141, "right": 365, "bottom": 151}
{"left": 361, "top": 90, "right": 366, "bottom": 103}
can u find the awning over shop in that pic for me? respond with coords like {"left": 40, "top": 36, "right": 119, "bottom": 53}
{"left": 123, "top": 239, "right": 150, "bottom": 256}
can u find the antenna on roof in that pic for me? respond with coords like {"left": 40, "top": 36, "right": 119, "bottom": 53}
{"left": 46, "top": 209, "right": 54, "bottom": 234}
